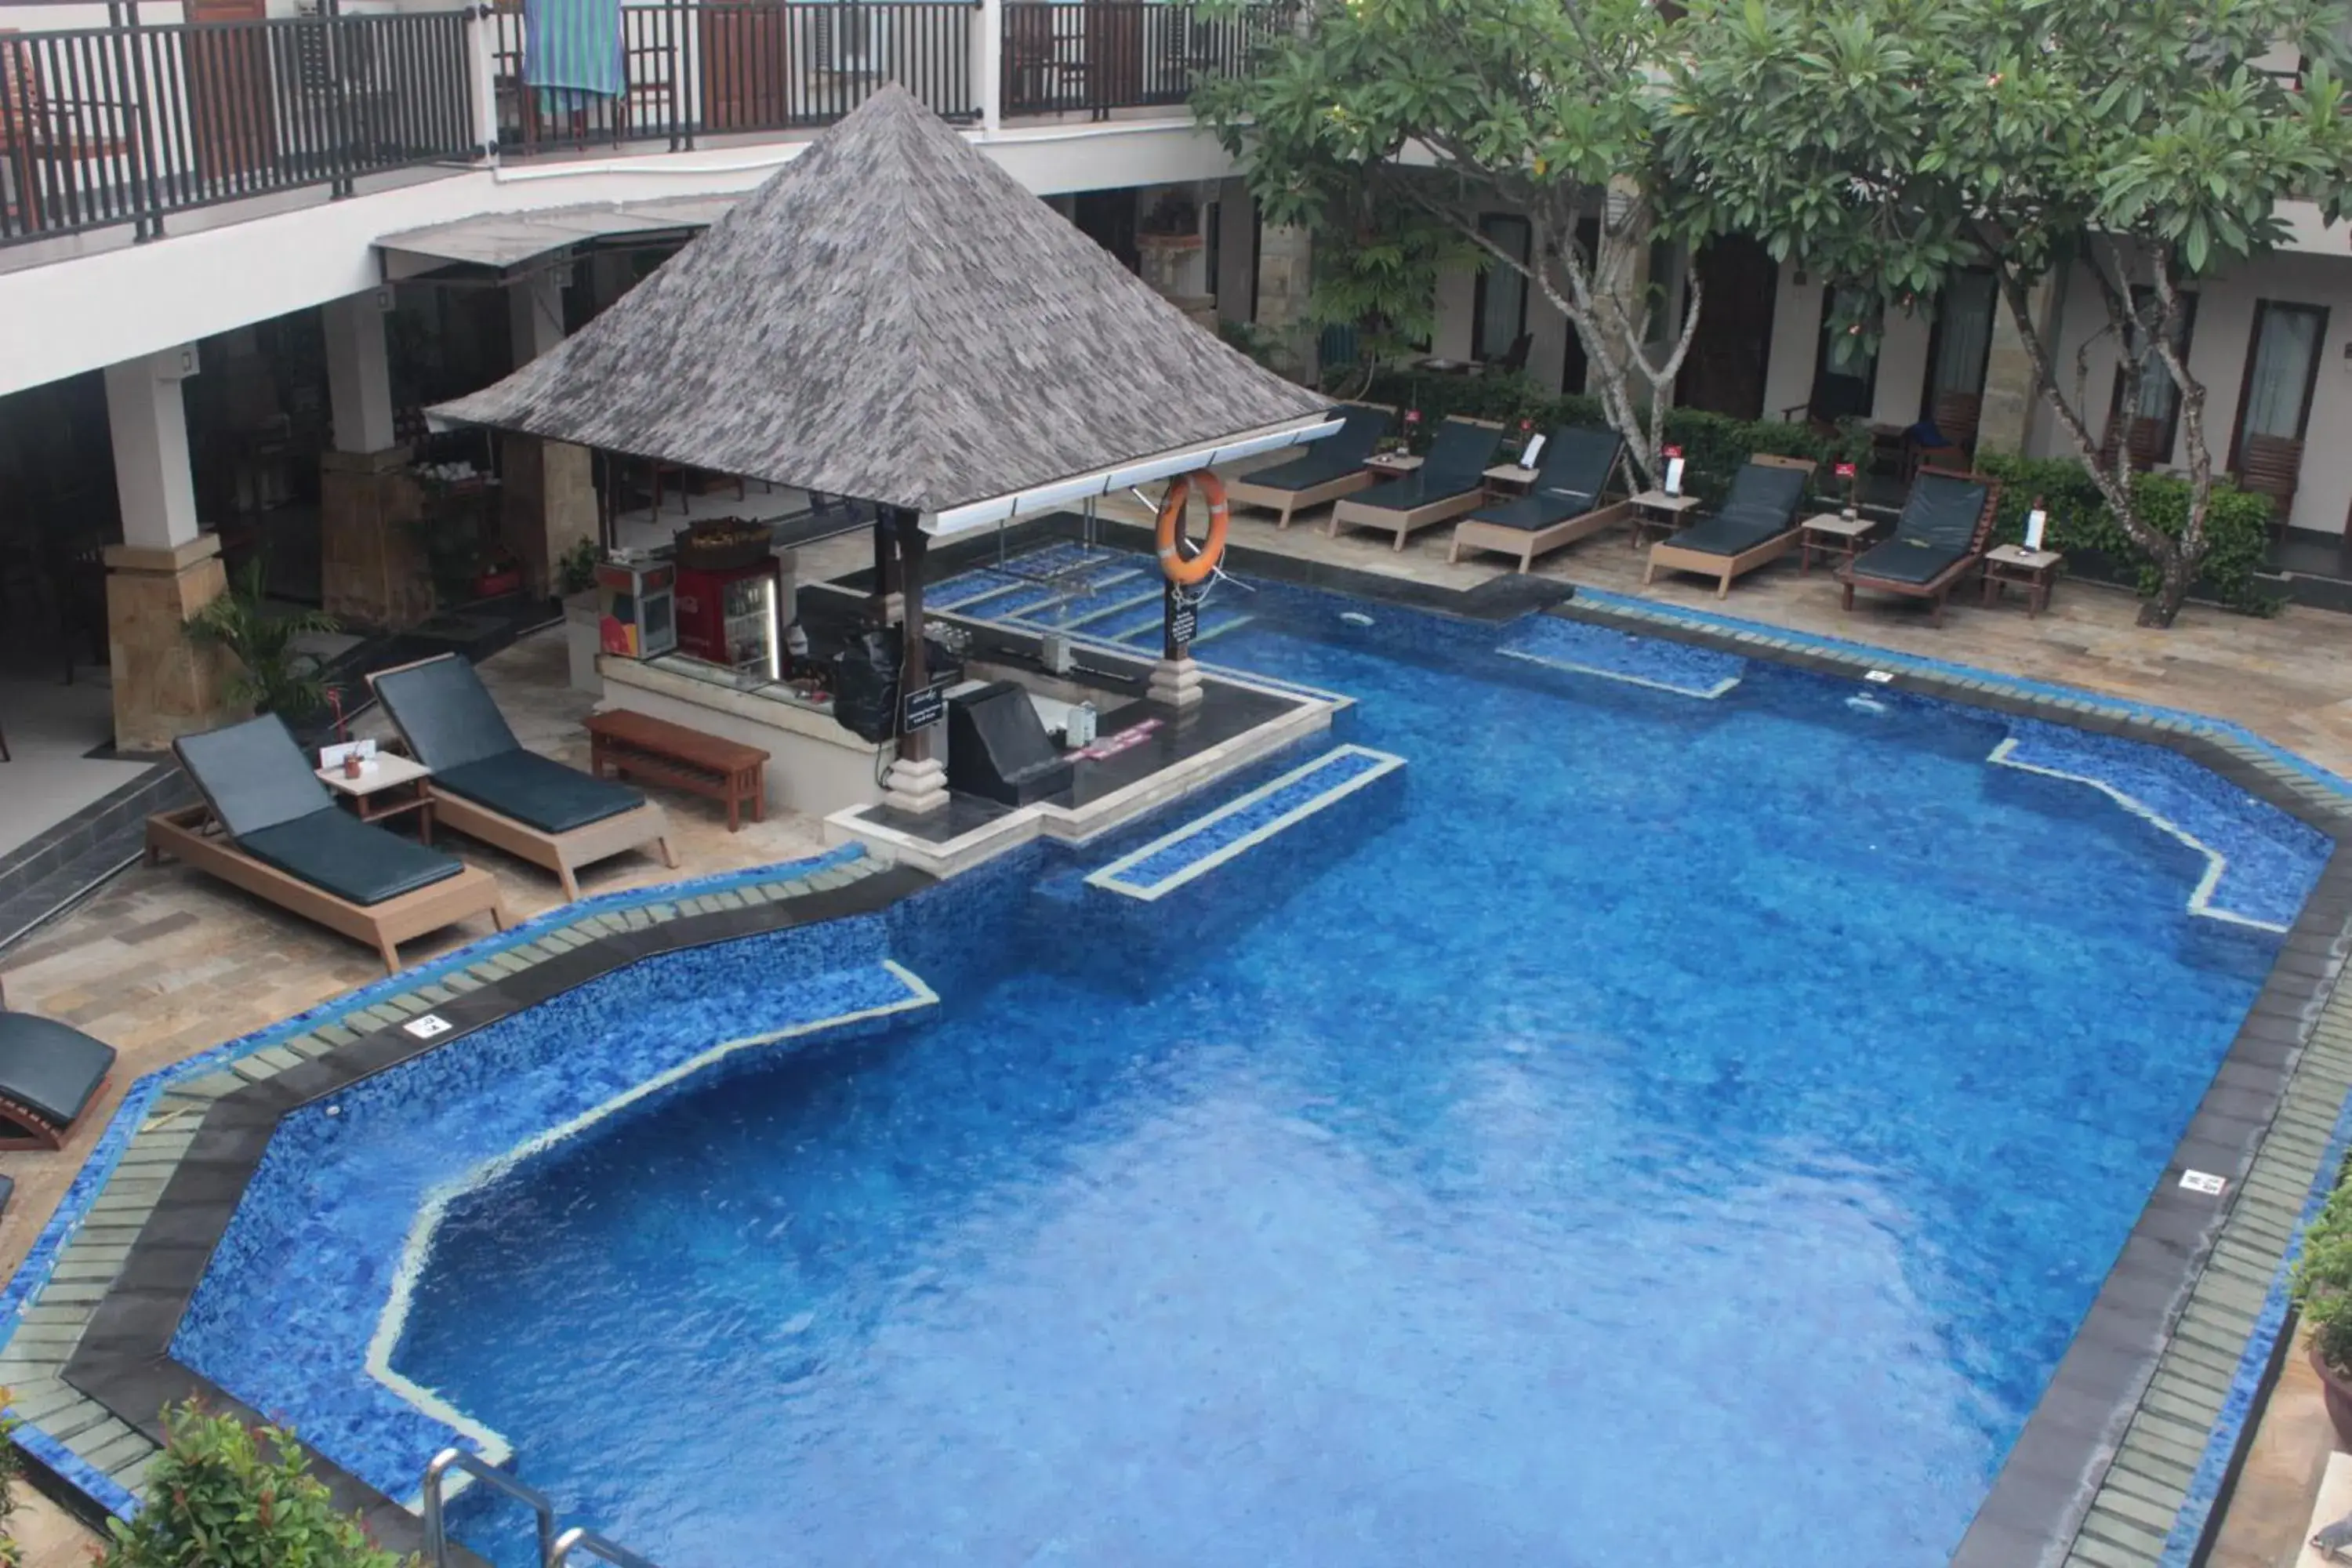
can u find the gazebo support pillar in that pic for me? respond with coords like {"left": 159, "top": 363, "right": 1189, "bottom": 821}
{"left": 871, "top": 508, "right": 903, "bottom": 626}
{"left": 880, "top": 508, "right": 949, "bottom": 815}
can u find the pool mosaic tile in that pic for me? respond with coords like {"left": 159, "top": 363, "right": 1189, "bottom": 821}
{"left": 1085, "top": 745, "right": 1405, "bottom": 901}
{"left": 172, "top": 927, "right": 935, "bottom": 1503}
{"left": 1991, "top": 719, "right": 2329, "bottom": 931}
{"left": 1496, "top": 613, "right": 1748, "bottom": 698}
{"left": 0, "top": 844, "right": 874, "bottom": 1514}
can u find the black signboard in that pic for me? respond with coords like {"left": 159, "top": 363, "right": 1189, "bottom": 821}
{"left": 902, "top": 681, "right": 947, "bottom": 733}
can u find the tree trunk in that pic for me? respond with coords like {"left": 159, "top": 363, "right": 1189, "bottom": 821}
{"left": 2140, "top": 552, "right": 2192, "bottom": 627}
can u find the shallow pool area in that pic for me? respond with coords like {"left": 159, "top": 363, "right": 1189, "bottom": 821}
{"left": 151, "top": 572, "right": 2337, "bottom": 1568}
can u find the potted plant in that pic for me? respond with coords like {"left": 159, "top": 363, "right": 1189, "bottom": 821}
{"left": 187, "top": 557, "right": 341, "bottom": 721}
{"left": 2296, "top": 1178, "right": 2352, "bottom": 1444}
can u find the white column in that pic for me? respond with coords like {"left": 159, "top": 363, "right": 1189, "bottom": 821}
{"left": 322, "top": 290, "right": 397, "bottom": 455}
{"left": 509, "top": 267, "right": 568, "bottom": 363}
{"left": 465, "top": 5, "right": 500, "bottom": 158}
{"left": 103, "top": 347, "right": 202, "bottom": 552}
{"left": 978, "top": 0, "right": 1004, "bottom": 133}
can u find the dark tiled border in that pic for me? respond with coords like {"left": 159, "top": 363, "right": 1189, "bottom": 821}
{"left": 16, "top": 551, "right": 2351, "bottom": 1568}
{"left": 1544, "top": 593, "right": 2352, "bottom": 1568}
{"left": 45, "top": 858, "right": 927, "bottom": 1562}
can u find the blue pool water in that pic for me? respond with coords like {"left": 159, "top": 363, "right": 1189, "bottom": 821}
{"left": 209, "top": 580, "right": 2328, "bottom": 1566}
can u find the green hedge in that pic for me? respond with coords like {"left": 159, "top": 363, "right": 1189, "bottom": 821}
{"left": 1355, "top": 368, "right": 1834, "bottom": 504}
{"left": 1356, "top": 369, "right": 2278, "bottom": 615}
{"left": 1972, "top": 454, "right": 2279, "bottom": 615}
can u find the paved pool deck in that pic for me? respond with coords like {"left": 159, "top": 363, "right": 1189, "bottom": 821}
{"left": 1, "top": 506, "right": 2348, "bottom": 1563}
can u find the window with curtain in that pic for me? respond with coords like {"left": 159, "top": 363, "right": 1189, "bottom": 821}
{"left": 1931, "top": 270, "right": 1996, "bottom": 397}
{"left": 2111, "top": 286, "right": 2198, "bottom": 461}
{"left": 2238, "top": 301, "right": 2327, "bottom": 444}
{"left": 1472, "top": 214, "right": 1532, "bottom": 362}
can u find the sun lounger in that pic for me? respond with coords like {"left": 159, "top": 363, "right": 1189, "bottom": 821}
{"left": 1447, "top": 426, "right": 1629, "bottom": 571}
{"left": 369, "top": 655, "right": 676, "bottom": 900}
{"left": 147, "top": 713, "right": 509, "bottom": 974}
{"left": 0, "top": 1011, "right": 116, "bottom": 1149}
{"left": 1225, "top": 402, "right": 1392, "bottom": 529}
{"left": 1328, "top": 416, "right": 1505, "bottom": 550}
{"left": 1838, "top": 466, "right": 2002, "bottom": 626}
{"left": 1643, "top": 454, "right": 1819, "bottom": 597}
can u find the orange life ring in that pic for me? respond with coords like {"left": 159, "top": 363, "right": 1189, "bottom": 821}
{"left": 1156, "top": 470, "right": 1229, "bottom": 587}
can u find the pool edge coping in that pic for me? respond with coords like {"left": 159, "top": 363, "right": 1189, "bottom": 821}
{"left": 1546, "top": 588, "right": 2352, "bottom": 1568}
{"left": 5, "top": 524, "right": 2345, "bottom": 1568}
{"left": 6, "top": 851, "right": 931, "bottom": 1561}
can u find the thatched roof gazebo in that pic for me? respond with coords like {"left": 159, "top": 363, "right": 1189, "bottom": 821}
{"left": 431, "top": 84, "right": 1334, "bottom": 810}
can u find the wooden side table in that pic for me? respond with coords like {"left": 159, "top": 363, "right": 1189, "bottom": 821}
{"left": 1624, "top": 489, "right": 1701, "bottom": 549}
{"left": 1481, "top": 463, "right": 1538, "bottom": 502}
{"left": 316, "top": 753, "right": 435, "bottom": 842}
{"left": 1982, "top": 544, "right": 2064, "bottom": 616}
{"left": 1799, "top": 512, "right": 1878, "bottom": 575}
{"left": 1364, "top": 452, "right": 1423, "bottom": 481}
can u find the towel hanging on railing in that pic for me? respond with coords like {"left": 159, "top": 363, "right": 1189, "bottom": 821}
{"left": 524, "top": 0, "right": 624, "bottom": 118}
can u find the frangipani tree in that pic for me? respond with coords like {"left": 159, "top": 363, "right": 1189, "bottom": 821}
{"left": 1666, "top": 0, "right": 2352, "bottom": 626}
{"left": 1197, "top": 0, "right": 1701, "bottom": 486}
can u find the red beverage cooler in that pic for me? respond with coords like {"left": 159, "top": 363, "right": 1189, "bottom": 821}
{"left": 673, "top": 558, "right": 782, "bottom": 675}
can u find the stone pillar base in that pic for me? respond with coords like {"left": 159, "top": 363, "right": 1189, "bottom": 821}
{"left": 883, "top": 754, "right": 949, "bottom": 815}
{"left": 321, "top": 446, "right": 433, "bottom": 630}
{"left": 104, "top": 535, "right": 232, "bottom": 753}
{"left": 1149, "top": 656, "right": 1205, "bottom": 710}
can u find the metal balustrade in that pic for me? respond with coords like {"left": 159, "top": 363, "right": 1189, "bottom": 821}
{"left": 0, "top": 0, "right": 1290, "bottom": 249}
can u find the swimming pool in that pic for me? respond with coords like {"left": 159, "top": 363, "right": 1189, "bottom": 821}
{"left": 175, "top": 577, "right": 2329, "bottom": 1566}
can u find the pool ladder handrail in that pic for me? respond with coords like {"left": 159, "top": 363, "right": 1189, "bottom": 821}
{"left": 421, "top": 1448, "right": 666, "bottom": 1568}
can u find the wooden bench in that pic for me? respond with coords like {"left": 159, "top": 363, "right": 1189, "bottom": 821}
{"left": 586, "top": 709, "right": 768, "bottom": 833}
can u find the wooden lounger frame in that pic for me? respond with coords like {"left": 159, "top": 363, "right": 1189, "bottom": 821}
{"left": 424, "top": 787, "right": 677, "bottom": 902}
{"left": 0, "top": 1082, "right": 110, "bottom": 1151}
{"left": 366, "top": 655, "right": 679, "bottom": 901}
{"left": 1643, "top": 454, "right": 1821, "bottom": 599}
{"left": 1327, "top": 418, "right": 1506, "bottom": 551}
{"left": 144, "top": 804, "right": 511, "bottom": 973}
{"left": 1225, "top": 401, "right": 1394, "bottom": 530}
{"left": 1449, "top": 445, "right": 1639, "bottom": 572}
{"left": 1836, "top": 465, "right": 2005, "bottom": 627}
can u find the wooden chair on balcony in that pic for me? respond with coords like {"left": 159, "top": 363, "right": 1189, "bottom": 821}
{"left": 0, "top": 31, "right": 130, "bottom": 230}
{"left": 2237, "top": 434, "right": 2304, "bottom": 535}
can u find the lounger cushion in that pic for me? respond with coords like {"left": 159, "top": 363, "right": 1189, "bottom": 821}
{"left": 1466, "top": 488, "right": 1599, "bottom": 531}
{"left": 240, "top": 808, "right": 465, "bottom": 907}
{"left": 1529, "top": 426, "right": 1623, "bottom": 499}
{"left": 1239, "top": 405, "right": 1388, "bottom": 492}
{"left": 1664, "top": 462, "right": 1813, "bottom": 557}
{"left": 372, "top": 656, "right": 523, "bottom": 773}
{"left": 1849, "top": 472, "right": 1991, "bottom": 583}
{"left": 1354, "top": 470, "right": 1487, "bottom": 515}
{"left": 174, "top": 715, "right": 338, "bottom": 840}
{"left": 0, "top": 1013, "right": 117, "bottom": 1130}
{"left": 434, "top": 751, "right": 646, "bottom": 835}
{"left": 1418, "top": 418, "right": 1505, "bottom": 488}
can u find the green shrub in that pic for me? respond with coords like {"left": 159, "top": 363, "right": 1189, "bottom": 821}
{"left": 103, "top": 1403, "right": 412, "bottom": 1568}
{"left": 2298, "top": 1179, "right": 2352, "bottom": 1374}
{"left": 0, "top": 1396, "right": 23, "bottom": 1567}
{"left": 1355, "top": 368, "right": 1834, "bottom": 503}
{"left": 1973, "top": 454, "right": 2279, "bottom": 615}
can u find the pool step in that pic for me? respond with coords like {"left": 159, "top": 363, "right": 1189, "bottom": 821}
{"left": 1094, "top": 599, "right": 1255, "bottom": 648}
{"left": 1084, "top": 743, "right": 1406, "bottom": 902}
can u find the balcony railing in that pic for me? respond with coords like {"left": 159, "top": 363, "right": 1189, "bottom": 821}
{"left": 1, "top": 10, "right": 475, "bottom": 244}
{"left": 1002, "top": 2, "right": 1291, "bottom": 120}
{"left": 0, "top": 0, "right": 1294, "bottom": 249}
{"left": 488, "top": 2, "right": 981, "bottom": 155}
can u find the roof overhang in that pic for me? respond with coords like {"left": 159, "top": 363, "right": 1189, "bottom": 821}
{"left": 377, "top": 196, "right": 739, "bottom": 275}
{"left": 924, "top": 415, "right": 1344, "bottom": 539}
